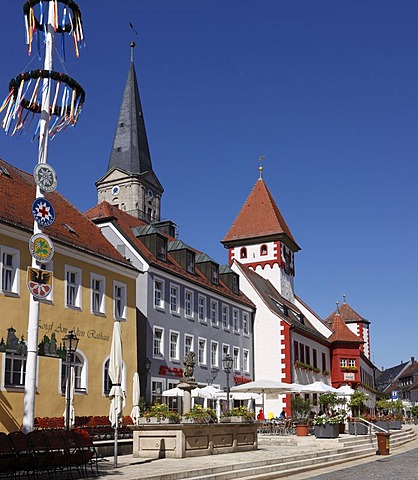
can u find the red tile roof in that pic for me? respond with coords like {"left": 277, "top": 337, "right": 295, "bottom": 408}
{"left": 326, "top": 302, "right": 370, "bottom": 326}
{"left": 0, "top": 159, "right": 134, "bottom": 269}
{"left": 85, "top": 202, "right": 254, "bottom": 307}
{"left": 328, "top": 312, "right": 363, "bottom": 344}
{"left": 222, "top": 179, "right": 300, "bottom": 251}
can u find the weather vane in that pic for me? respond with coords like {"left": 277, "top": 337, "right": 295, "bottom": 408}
{"left": 259, "top": 154, "right": 265, "bottom": 179}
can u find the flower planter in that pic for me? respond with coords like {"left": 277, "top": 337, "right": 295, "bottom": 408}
{"left": 348, "top": 421, "right": 368, "bottom": 435}
{"left": 339, "top": 423, "right": 346, "bottom": 434}
{"left": 295, "top": 424, "right": 309, "bottom": 436}
{"left": 388, "top": 420, "right": 402, "bottom": 430}
{"left": 220, "top": 416, "right": 252, "bottom": 423}
{"left": 314, "top": 423, "right": 339, "bottom": 439}
{"left": 375, "top": 421, "right": 389, "bottom": 431}
{"left": 414, "top": 418, "right": 418, "bottom": 425}
{"left": 139, "top": 417, "right": 178, "bottom": 424}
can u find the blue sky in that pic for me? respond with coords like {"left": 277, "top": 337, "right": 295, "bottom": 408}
{"left": 1, "top": 1, "right": 417, "bottom": 369}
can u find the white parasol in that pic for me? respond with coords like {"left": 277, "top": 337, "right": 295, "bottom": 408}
{"left": 130, "top": 372, "right": 141, "bottom": 425}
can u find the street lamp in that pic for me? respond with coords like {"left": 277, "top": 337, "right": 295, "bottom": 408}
{"left": 62, "top": 330, "right": 79, "bottom": 431}
{"left": 207, "top": 367, "right": 218, "bottom": 386}
{"left": 222, "top": 354, "right": 233, "bottom": 412}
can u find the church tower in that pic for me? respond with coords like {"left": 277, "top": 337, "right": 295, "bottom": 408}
{"left": 96, "top": 42, "right": 163, "bottom": 222}
{"left": 221, "top": 166, "right": 300, "bottom": 302}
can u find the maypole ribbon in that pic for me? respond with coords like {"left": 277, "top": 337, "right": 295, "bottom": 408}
{"left": 23, "top": 0, "right": 84, "bottom": 57}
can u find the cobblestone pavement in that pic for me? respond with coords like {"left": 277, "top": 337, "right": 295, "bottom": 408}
{"left": 305, "top": 447, "right": 418, "bottom": 479}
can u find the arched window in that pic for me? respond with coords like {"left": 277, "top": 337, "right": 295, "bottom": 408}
{"left": 61, "top": 351, "right": 86, "bottom": 394}
{"left": 260, "top": 244, "right": 268, "bottom": 256}
{"left": 240, "top": 247, "right": 247, "bottom": 259}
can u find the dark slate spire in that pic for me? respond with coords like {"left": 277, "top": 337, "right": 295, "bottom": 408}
{"left": 107, "top": 42, "right": 156, "bottom": 183}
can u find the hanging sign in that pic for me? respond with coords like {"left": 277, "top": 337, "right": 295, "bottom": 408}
{"left": 32, "top": 197, "right": 55, "bottom": 227}
{"left": 33, "top": 163, "right": 58, "bottom": 192}
{"left": 29, "top": 233, "right": 54, "bottom": 263}
{"left": 27, "top": 267, "right": 53, "bottom": 299}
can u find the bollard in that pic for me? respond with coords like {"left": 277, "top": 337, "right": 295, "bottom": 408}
{"left": 375, "top": 431, "right": 390, "bottom": 455}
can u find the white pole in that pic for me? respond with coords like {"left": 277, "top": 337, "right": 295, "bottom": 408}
{"left": 22, "top": 2, "right": 54, "bottom": 433}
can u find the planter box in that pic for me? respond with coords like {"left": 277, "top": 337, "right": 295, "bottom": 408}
{"left": 138, "top": 417, "right": 178, "bottom": 424}
{"left": 375, "top": 421, "right": 389, "bottom": 431}
{"left": 339, "top": 423, "right": 346, "bottom": 434}
{"left": 314, "top": 423, "right": 339, "bottom": 439}
{"left": 415, "top": 418, "right": 418, "bottom": 425}
{"left": 220, "top": 416, "right": 253, "bottom": 423}
{"left": 348, "top": 422, "right": 368, "bottom": 435}
{"left": 388, "top": 420, "right": 402, "bottom": 430}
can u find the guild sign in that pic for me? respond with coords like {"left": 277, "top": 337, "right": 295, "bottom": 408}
{"left": 32, "top": 198, "right": 55, "bottom": 227}
{"left": 27, "top": 267, "right": 53, "bottom": 299}
{"left": 29, "top": 233, "right": 54, "bottom": 263}
{"left": 344, "top": 372, "right": 355, "bottom": 381}
{"left": 33, "top": 163, "right": 58, "bottom": 192}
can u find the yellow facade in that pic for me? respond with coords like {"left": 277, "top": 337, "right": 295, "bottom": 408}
{"left": 0, "top": 225, "right": 138, "bottom": 433}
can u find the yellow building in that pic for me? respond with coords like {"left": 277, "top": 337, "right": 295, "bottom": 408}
{"left": 0, "top": 159, "right": 138, "bottom": 432}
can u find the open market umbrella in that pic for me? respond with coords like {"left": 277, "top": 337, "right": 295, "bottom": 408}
{"left": 162, "top": 387, "right": 185, "bottom": 397}
{"left": 130, "top": 372, "right": 141, "bottom": 426}
{"left": 336, "top": 385, "right": 355, "bottom": 396}
{"left": 296, "top": 381, "right": 340, "bottom": 394}
{"left": 108, "top": 320, "right": 125, "bottom": 468}
{"left": 63, "top": 366, "right": 75, "bottom": 428}
{"left": 192, "top": 385, "right": 222, "bottom": 399}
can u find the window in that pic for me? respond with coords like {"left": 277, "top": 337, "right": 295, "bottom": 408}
{"left": 61, "top": 352, "right": 85, "bottom": 393}
{"left": 198, "top": 295, "right": 206, "bottom": 322}
{"left": 186, "top": 251, "right": 195, "bottom": 274}
{"left": 151, "top": 379, "right": 164, "bottom": 404}
{"left": 91, "top": 274, "right": 105, "bottom": 314}
{"left": 348, "top": 359, "right": 356, "bottom": 367}
{"left": 210, "top": 300, "right": 218, "bottom": 326}
{"left": 65, "top": 266, "right": 81, "bottom": 308}
{"left": 299, "top": 343, "right": 305, "bottom": 363}
{"left": 313, "top": 349, "right": 317, "bottom": 369}
{"left": 103, "top": 359, "right": 112, "bottom": 395}
{"left": 305, "top": 346, "right": 310, "bottom": 365}
{"left": 294, "top": 341, "right": 299, "bottom": 362}
{"left": 1, "top": 247, "right": 19, "bottom": 294}
{"left": 185, "top": 290, "right": 194, "bottom": 318}
{"left": 322, "top": 352, "right": 327, "bottom": 372}
{"left": 233, "top": 347, "right": 240, "bottom": 371}
{"left": 169, "top": 331, "right": 179, "bottom": 361}
{"left": 198, "top": 338, "right": 207, "bottom": 366}
{"left": 243, "top": 349, "right": 250, "bottom": 372}
{"left": 153, "top": 327, "right": 164, "bottom": 358}
{"left": 170, "top": 284, "right": 179, "bottom": 314}
{"left": 114, "top": 282, "right": 126, "bottom": 319}
{"left": 242, "top": 312, "right": 249, "bottom": 335}
{"left": 233, "top": 309, "right": 239, "bottom": 333}
{"left": 167, "top": 379, "right": 180, "bottom": 411}
{"left": 211, "top": 341, "right": 219, "bottom": 368}
{"left": 184, "top": 334, "right": 194, "bottom": 357}
{"left": 260, "top": 244, "right": 268, "bottom": 256}
{"left": 240, "top": 247, "right": 247, "bottom": 259}
{"left": 154, "top": 279, "right": 164, "bottom": 309}
{"left": 211, "top": 264, "right": 218, "bottom": 285}
{"left": 5, "top": 354, "right": 26, "bottom": 387}
{"left": 340, "top": 358, "right": 348, "bottom": 367}
{"left": 232, "top": 275, "right": 239, "bottom": 294}
{"left": 222, "top": 305, "right": 229, "bottom": 330}
{"left": 156, "top": 235, "right": 167, "bottom": 261}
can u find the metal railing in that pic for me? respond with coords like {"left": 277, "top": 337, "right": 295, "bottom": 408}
{"left": 351, "top": 417, "right": 389, "bottom": 443}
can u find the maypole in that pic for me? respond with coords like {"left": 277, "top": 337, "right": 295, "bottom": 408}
{"left": 0, "top": 0, "right": 85, "bottom": 433}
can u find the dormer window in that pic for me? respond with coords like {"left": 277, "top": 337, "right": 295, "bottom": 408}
{"left": 260, "top": 244, "right": 268, "bottom": 256}
{"left": 186, "top": 251, "right": 195, "bottom": 274}
{"left": 211, "top": 264, "right": 219, "bottom": 285}
{"left": 240, "top": 247, "right": 247, "bottom": 259}
{"left": 156, "top": 235, "right": 167, "bottom": 261}
{"left": 232, "top": 275, "right": 239, "bottom": 294}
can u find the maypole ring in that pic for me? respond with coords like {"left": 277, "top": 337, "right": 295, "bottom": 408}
{"left": 23, "top": 0, "right": 82, "bottom": 34}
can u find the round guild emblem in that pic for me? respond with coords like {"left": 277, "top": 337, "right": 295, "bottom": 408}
{"left": 27, "top": 267, "right": 53, "bottom": 300}
{"left": 32, "top": 198, "right": 56, "bottom": 227}
{"left": 29, "top": 233, "right": 54, "bottom": 263}
{"left": 33, "top": 163, "right": 58, "bottom": 192}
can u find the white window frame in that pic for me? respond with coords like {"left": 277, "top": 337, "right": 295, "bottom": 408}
{"left": 1, "top": 246, "right": 20, "bottom": 296}
{"left": 61, "top": 350, "right": 87, "bottom": 394}
{"left": 198, "top": 295, "right": 207, "bottom": 323}
{"left": 65, "top": 265, "right": 82, "bottom": 309}
{"left": 243, "top": 349, "right": 250, "bottom": 373}
{"left": 169, "top": 330, "right": 180, "bottom": 361}
{"left": 222, "top": 304, "right": 229, "bottom": 330}
{"left": 151, "top": 377, "right": 165, "bottom": 404}
{"left": 210, "top": 341, "right": 219, "bottom": 368}
{"left": 185, "top": 290, "right": 194, "bottom": 319}
{"left": 184, "top": 334, "right": 194, "bottom": 357}
{"left": 4, "top": 353, "right": 26, "bottom": 388}
{"left": 91, "top": 273, "right": 105, "bottom": 314}
{"left": 114, "top": 281, "right": 127, "bottom": 320}
{"left": 153, "top": 326, "right": 164, "bottom": 358}
{"left": 198, "top": 337, "right": 207, "bottom": 366}
{"left": 242, "top": 312, "right": 249, "bottom": 336}
{"left": 233, "top": 347, "right": 240, "bottom": 371}
{"left": 210, "top": 300, "right": 218, "bottom": 327}
{"left": 233, "top": 308, "right": 239, "bottom": 333}
{"left": 169, "top": 284, "right": 179, "bottom": 314}
{"left": 154, "top": 278, "right": 164, "bottom": 310}
{"left": 348, "top": 359, "right": 356, "bottom": 367}
{"left": 340, "top": 358, "right": 348, "bottom": 367}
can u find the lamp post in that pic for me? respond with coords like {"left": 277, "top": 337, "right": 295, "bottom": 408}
{"left": 222, "top": 354, "right": 233, "bottom": 412}
{"left": 62, "top": 330, "right": 79, "bottom": 431}
{"left": 207, "top": 367, "right": 218, "bottom": 386}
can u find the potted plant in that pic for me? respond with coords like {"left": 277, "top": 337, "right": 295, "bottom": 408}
{"left": 141, "top": 403, "right": 181, "bottom": 424}
{"left": 183, "top": 404, "right": 217, "bottom": 424}
{"left": 313, "top": 414, "right": 341, "bottom": 438}
{"left": 412, "top": 405, "right": 418, "bottom": 425}
{"left": 349, "top": 390, "right": 368, "bottom": 418}
{"left": 291, "top": 397, "right": 311, "bottom": 436}
{"left": 220, "top": 406, "right": 255, "bottom": 423}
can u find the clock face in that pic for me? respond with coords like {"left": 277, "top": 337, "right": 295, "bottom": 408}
{"left": 147, "top": 188, "right": 154, "bottom": 199}
{"left": 111, "top": 185, "right": 120, "bottom": 196}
